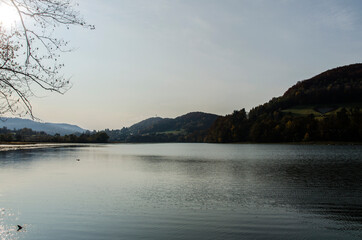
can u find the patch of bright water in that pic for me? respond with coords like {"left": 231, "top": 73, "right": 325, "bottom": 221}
{"left": 0, "top": 208, "right": 24, "bottom": 240}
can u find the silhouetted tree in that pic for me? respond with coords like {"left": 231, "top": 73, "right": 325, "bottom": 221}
{"left": 0, "top": 0, "right": 94, "bottom": 118}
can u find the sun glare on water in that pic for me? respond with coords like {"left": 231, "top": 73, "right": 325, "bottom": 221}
{"left": 0, "top": 2, "right": 19, "bottom": 29}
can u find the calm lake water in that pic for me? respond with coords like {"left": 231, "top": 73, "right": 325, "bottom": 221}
{"left": 0, "top": 143, "right": 362, "bottom": 240}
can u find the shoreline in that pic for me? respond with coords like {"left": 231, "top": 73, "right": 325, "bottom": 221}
{"left": 1, "top": 141, "right": 361, "bottom": 152}
{"left": 0, "top": 143, "right": 89, "bottom": 152}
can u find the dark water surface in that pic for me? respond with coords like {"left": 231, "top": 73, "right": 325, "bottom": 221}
{"left": 0, "top": 143, "right": 362, "bottom": 239}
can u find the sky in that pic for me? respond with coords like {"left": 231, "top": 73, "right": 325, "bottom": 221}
{"left": 9, "top": 0, "right": 362, "bottom": 130}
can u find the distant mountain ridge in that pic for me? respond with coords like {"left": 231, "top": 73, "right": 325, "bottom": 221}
{"left": 0, "top": 117, "right": 87, "bottom": 135}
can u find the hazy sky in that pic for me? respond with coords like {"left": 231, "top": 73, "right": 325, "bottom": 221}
{"left": 27, "top": 0, "right": 362, "bottom": 130}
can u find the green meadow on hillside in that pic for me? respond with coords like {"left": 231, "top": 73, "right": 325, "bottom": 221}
{"left": 281, "top": 103, "right": 362, "bottom": 117}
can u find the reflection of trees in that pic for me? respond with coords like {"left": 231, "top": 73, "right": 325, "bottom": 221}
{"left": 0, "top": 147, "right": 79, "bottom": 167}
{"left": 133, "top": 149, "right": 362, "bottom": 227}
{"left": 1, "top": 144, "right": 361, "bottom": 230}
{"left": 244, "top": 158, "right": 362, "bottom": 227}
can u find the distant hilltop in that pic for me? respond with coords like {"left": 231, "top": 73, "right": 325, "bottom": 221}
{"left": 104, "top": 112, "right": 220, "bottom": 142}
{"left": 0, "top": 117, "right": 87, "bottom": 136}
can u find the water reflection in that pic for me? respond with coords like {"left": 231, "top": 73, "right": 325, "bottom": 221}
{"left": 0, "top": 144, "right": 361, "bottom": 240}
{"left": 128, "top": 146, "right": 362, "bottom": 229}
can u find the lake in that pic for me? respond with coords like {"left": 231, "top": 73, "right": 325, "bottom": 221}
{"left": 0, "top": 143, "right": 362, "bottom": 240}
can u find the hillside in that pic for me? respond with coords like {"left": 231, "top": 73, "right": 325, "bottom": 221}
{"left": 205, "top": 64, "right": 362, "bottom": 143}
{"left": 128, "top": 117, "right": 165, "bottom": 134}
{"left": 0, "top": 117, "right": 87, "bottom": 135}
{"left": 248, "top": 63, "right": 362, "bottom": 119}
{"left": 128, "top": 117, "right": 175, "bottom": 135}
{"left": 105, "top": 112, "right": 220, "bottom": 142}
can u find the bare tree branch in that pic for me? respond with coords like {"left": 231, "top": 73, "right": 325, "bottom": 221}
{"left": 0, "top": 0, "right": 93, "bottom": 118}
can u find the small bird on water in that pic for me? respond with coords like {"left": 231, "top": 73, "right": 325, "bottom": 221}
{"left": 17, "top": 225, "right": 23, "bottom": 231}
{"left": 76, "top": 159, "right": 80, "bottom": 161}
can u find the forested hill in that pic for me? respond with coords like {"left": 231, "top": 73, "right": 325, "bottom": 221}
{"left": 283, "top": 63, "right": 361, "bottom": 103}
{"left": 205, "top": 64, "right": 362, "bottom": 143}
{"left": 248, "top": 63, "right": 362, "bottom": 119}
{"left": 128, "top": 117, "right": 166, "bottom": 135}
{"left": 105, "top": 112, "right": 220, "bottom": 142}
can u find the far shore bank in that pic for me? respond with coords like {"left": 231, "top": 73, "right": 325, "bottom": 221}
{"left": 0, "top": 143, "right": 89, "bottom": 152}
{"left": 1, "top": 142, "right": 361, "bottom": 152}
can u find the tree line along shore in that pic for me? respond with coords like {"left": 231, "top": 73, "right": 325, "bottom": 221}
{"left": 1, "top": 64, "right": 362, "bottom": 145}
